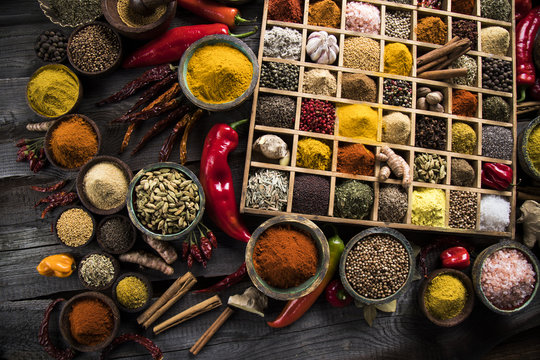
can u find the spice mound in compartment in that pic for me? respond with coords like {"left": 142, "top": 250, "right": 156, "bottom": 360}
{"left": 449, "top": 190, "right": 477, "bottom": 229}
{"left": 133, "top": 168, "right": 201, "bottom": 235}
{"left": 187, "top": 43, "right": 253, "bottom": 104}
{"left": 98, "top": 217, "right": 133, "bottom": 253}
{"left": 343, "top": 36, "right": 380, "bottom": 72}
{"left": 385, "top": 9, "right": 411, "bottom": 39}
{"left": 345, "top": 2, "right": 380, "bottom": 35}
{"left": 382, "top": 112, "right": 410, "bottom": 145}
{"left": 452, "top": 90, "right": 477, "bottom": 118}
{"left": 49, "top": 115, "right": 98, "bottom": 169}
{"left": 384, "top": 43, "right": 412, "bottom": 76}
{"left": 69, "top": 23, "right": 121, "bottom": 73}
{"left": 79, "top": 254, "right": 116, "bottom": 289}
{"left": 116, "top": 276, "right": 149, "bottom": 309}
{"left": 411, "top": 188, "right": 446, "bottom": 227}
{"left": 481, "top": 0, "right": 511, "bottom": 22}
{"left": 345, "top": 233, "right": 409, "bottom": 299}
{"left": 84, "top": 162, "right": 128, "bottom": 210}
{"left": 263, "top": 26, "right": 302, "bottom": 60}
{"left": 481, "top": 27, "right": 510, "bottom": 56}
{"left": 480, "top": 195, "right": 510, "bottom": 232}
{"left": 451, "top": 158, "right": 475, "bottom": 187}
{"left": 378, "top": 185, "right": 408, "bottom": 223}
{"left": 425, "top": 274, "right": 467, "bottom": 320}
{"left": 451, "top": 55, "right": 477, "bottom": 87}
{"left": 296, "top": 137, "right": 332, "bottom": 170}
{"left": 334, "top": 180, "right": 374, "bottom": 220}
{"left": 452, "top": 0, "right": 474, "bottom": 15}
{"left": 117, "top": 0, "right": 166, "bottom": 27}
{"left": 27, "top": 64, "right": 79, "bottom": 117}
{"left": 69, "top": 297, "right": 113, "bottom": 346}
{"left": 337, "top": 143, "right": 375, "bottom": 176}
{"left": 337, "top": 104, "right": 378, "bottom": 140}
{"left": 308, "top": 0, "right": 341, "bottom": 29}
{"left": 292, "top": 174, "right": 330, "bottom": 216}
{"left": 341, "top": 73, "right": 377, "bottom": 102}
{"left": 300, "top": 99, "right": 335, "bottom": 134}
{"left": 482, "top": 125, "right": 513, "bottom": 160}
{"left": 56, "top": 208, "right": 94, "bottom": 247}
{"left": 245, "top": 169, "right": 288, "bottom": 211}
{"left": 528, "top": 124, "right": 540, "bottom": 173}
{"left": 256, "top": 95, "right": 296, "bottom": 129}
{"left": 268, "top": 0, "right": 303, "bottom": 23}
{"left": 415, "top": 17, "right": 447, "bottom": 45}
{"left": 303, "top": 68, "right": 337, "bottom": 97}
{"left": 452, "top": 122, "right": 477, "bottom": 155}
{"left": 482, "top": 96, "right": 511, "bottom": 122}
{"left": 452, "top": 20, "right": 477, "bottom": 49}
{"left": 253, "top": 225, "right": 318, "bottom": 289}
{"left": 481, "top": 248, "right": 537, "bottom": 310}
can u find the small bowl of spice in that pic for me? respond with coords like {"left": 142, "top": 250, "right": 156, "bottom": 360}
{"left": 77, "top": 156, "right": 133, "bottom": 215}
{"left": 38, "top": 0, "right": 103, "bottom": 28}
{"left": 112, "top": 272, "right": 152, "bottom": 312}
{"left": 35, "top": 29, "right": 67, "bottom": 63}
{"left": 97, "top": 215, "right": 137, "bottom": 254}
{"left": 102, "top": 0, "right": 177, "bottom": 40}
{"left": 518, "top": 116, "right": 540, "bottom": 182}
{"left": 245, "top": 215, "right": 330, "bottom": 300}
{"left": 419, "top": 268, "right": 474, "bottom": 327}
{"left": 472, "top": 241, "right": 539, "bottom": 315}
{"left": 59, "top": 291, "right": 120, "bottom": 353}
{"left": 55, "top": 206, "right": 96, "bottom": 248}
{"left": 44, "top": 114, "right": 101, "bottom": 171}
{"left": 179, "top": 34, "right": 259, "bottom": 111}
{"left": 339, "top": 227, "right": 414, "bottom": 305}
{"left": 126, "top": 162, "right": 205, "bottom": 241}
{"left": 78, "top": 252, "right": 120, "bottom": 291}
{"left": 67, "top": 21, "right": 122, "bottom": 76}
{"left": 26, "top": 64, "right": 81, "bottom": 118}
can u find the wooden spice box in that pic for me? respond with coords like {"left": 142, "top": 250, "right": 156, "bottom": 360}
{"left": 240, "top": 0, "right": 517, "bottom": 239}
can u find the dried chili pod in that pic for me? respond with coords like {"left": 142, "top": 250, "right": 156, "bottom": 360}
{"left": 31, "top": 180, "right": 67, "bottom": 193}
{"left": 187, "top": 253, "right": 194, "bottom": 269}
{"left": 200, "top": 223, "right": 218, "bottom": 248}
{"left": 100, "top": 333, "right": 163, "bottom": 360}
{"left": 182, "top": 239, "right": 189, "bottom": 261}
{"left": 39, "top": 298, "right": 75, "bottom": 360}
{"left": 36, "top": 192, "right": 78, "bottom": 218}
{"left": 159, "top": 112, "right": 190, "bottom": 162}
{"left": 195, "top": 262, "right": 246, "bottom": 293}
{"left": 190, "top": 234, "right": 205, "bottom": 265}
{"left": 126, "top": 71, "right": 178, "bottom": 116}
{"left": 200, "top": 236, "right": 213, "bottom": 260}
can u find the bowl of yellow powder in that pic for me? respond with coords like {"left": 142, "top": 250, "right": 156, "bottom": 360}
{"left": 179, "top": 34, "right": 259, "bottom": 111}
{"left": 113, "top": 272, "right": 152, "bottom": 313}
{"left": 419, "top": 268, "right": 474, "bottom": 327}
{"left": 518, "top": 116, "right": 540, "bottom": 182}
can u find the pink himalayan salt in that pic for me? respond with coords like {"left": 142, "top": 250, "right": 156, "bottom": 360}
{"left": 480, "top": 248, "right": 536, "bottom": 310}
{"left": 345, "top": 2, "right": 381, "bottom": 35}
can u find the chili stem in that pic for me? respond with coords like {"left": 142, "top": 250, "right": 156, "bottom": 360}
{"left": 235, "top": 14, "right": 256, "bottom": 25}
{"left": 229, "top": 118, "right": 248, "bottom": 130}
{"left": 229, "top": 26, "right": 258, "bottom": 39}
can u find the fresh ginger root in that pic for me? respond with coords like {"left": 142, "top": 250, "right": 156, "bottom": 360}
{"left": 376, "top": 146, "right": 411, "bottom": 188}
{"left": 143, "top": 234, "right": 178, "bottom": 264}
{"left": 119, "top": 250, "right": 174, "bottom": 275}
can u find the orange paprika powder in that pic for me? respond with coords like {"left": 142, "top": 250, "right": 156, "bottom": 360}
{"left": 49, "top": 115, "right": 98, "bottom": 168}
{"left": 69, "top": 298, "right": 113, "bottom": 346}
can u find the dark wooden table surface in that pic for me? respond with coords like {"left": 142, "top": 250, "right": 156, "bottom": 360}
{"left": 1, "top": 1, "right": 539, "bottom": 359}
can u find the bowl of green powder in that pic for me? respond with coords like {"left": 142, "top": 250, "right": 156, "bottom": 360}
{"left": 178, "top": 34, "right": 259, "bottom": 112}
{"left": 518, "top": 116, "right": 540, "bottom": 182}
{"left": 112, "top": 272, "right": 152, "bottom": 312}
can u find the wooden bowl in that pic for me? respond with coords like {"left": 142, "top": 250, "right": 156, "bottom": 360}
{"left": 472, "top": 241, "right": 539, "bottom": 315}
{"left": 178, "top": 34, "right": 260, "bottom": 112}
{"left": 26, "top": 64, "right": 82, "bottom": 118}
{"left": 126, "top": 162, "right": 205, "bottom": 241}
{"left": 102, "top": 0, "right": 177, "bottom": 40}
{"left": 96, "top": 214, "right": 137, "bottom": 254}
{"left": 418, "top": 268, "right": 475, "bottom": 327}
{"left": 39, "top": 0, "right": 102, "bottom": 27}
{"left": 67, "top": 22, "right": 123, "bottom": 77}
{"left": 44, "top": 114, "right": 101, "bottom": 171}
{"left": 339, "top": 227, "right": 414, "bottom": 306}
{"left": 518, "top": 116, "right": 540, "bottom": 181}
{"left": 54, "top": 206, "right": 96, "bottom": 248}
{"left": 112, "top": 272, "right": 153, "bottom": 313}
{"left": 76, "top": 155, "right": 133, "bottom": 215}
{"left": 59, "top": 292, "right": 120, "bottom": 352}
{"left": 245, "top": 215, "right": 330, "bottom": 300}
{"left": 78, "top": 252, "right": 120, "bottom": 291}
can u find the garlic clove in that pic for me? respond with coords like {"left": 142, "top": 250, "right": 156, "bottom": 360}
{"left": 306, "top": 38, "right": 321, "bottom": 55}
{"left": 327, "top": 34, "right": 337, "bottom": 47}
{"left": 311, "top": 45, "right": 323, "bottom": 62}
{"left": 317, "top": 49, "right": 329, "bottom": 64}
{"left": 327, "top": 48, "right": 337, "bottom": 64}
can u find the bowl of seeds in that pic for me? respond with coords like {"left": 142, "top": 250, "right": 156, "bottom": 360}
{"left": 55, "top": 206, "right": 96, "bottom": 248}
{"left": 78, "top": 252, "right": 120, "bottom": 291}
{"left": 339, "top": 227, "right": 414, "bottom": 305}
{"left": 112, "top": 272, "right": 153, "bottom": 313}
{"left": 67, "top": 21, "right": 122, "bottom": 76}
{"left": 126, "top": 162, "right": 205, "bottom": 241}
{"left": 96, "top": 215, "right": 137, "bottom": 254}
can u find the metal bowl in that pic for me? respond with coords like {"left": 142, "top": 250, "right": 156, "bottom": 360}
{"left": 178, "top": 34, "right": 259, "bottom": 112}
{"left": 518, "top": 116, "right": 540, "bottom": 181}
{"left": 245, "top": 215, "right": 330, "bottom": 300}
{"left": 112, "top": 272, "right": 153, "bottom": 313}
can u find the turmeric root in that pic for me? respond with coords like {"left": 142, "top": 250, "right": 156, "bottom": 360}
{"left": 143, "top": 234, "right": 178, "bottom": 264}
{"left": 379, "top": 165, "right": 392, "bottom": 180}
{"left": 119, "top": 250, "right": 174, "bottom": 276}
{"left": 26, "top": 120, "right": 56, "bottom": 132}
{"left": 376, "top": 146, "right": 411, "bottom": 188}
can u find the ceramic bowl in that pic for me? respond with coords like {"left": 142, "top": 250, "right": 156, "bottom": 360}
{"left": 472, "top": 241, "right": 539, "bottom": 315}
{"left": 78, "top": 252, "right": 120, "bottom": 291}
{"left": 245, "top": 215, "right": 330, "bottom": 300}
{"left": 44, "top": 113, "right": 101, "bottom": 171}
{"left": 178, "top": 34, "right": 259, "bottom": 111}
{"left": 339, "top": 227, "right": 414, "bottom": 306}
{"left": 126, "top": 162, "right": 205, "bottom": 241}
{"left": 59, "top": 292, "right": 120, "bottom": 352}
{"left": 26, "top": 64, "right": 82, "bottom": 118}
{"left": 39, "top": 0, "right": 102, "bottom": 27}
{"left": 54, "top": 206, "right": 96, "bottom": 248}
{"left": 96, "top": 214, "right": 137, "bottom": 254}
{"left": 518, "top": 116, "right": 540, "bottom": 181}
{"left": 76, "top": 155, "right": 133, "bottom": 215}
{"left": 418, "top": 268, "right": 475, "bottom": 327}
{"left": 112, "top": 272, "right": 153, "bottom": 313}
{"left": 102, "top": 0, "right": 177, "bottom": 40}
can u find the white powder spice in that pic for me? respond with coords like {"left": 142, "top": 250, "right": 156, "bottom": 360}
{"left": 481, "top": 27, "right": 510, "bottom": 56}
{"left": 479, "top": 195, "right": 510, "bottom": 232}
{"left": 263, "top": 26, "right": 302, "bottom": 60}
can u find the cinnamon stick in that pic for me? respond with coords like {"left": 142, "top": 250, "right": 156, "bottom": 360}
{"left": 434, "top": 44, "right": 472, "bottom": 70}
{"left": 189, "top": 307, "right": 234, "bottom": 355}
{"left": 153, "top": 295, "right": 222, "bottom": 335}
{"left": 137, "top": 272, "right": 197, "bottom": 329}
{"left": 416, "top": 38, "right": 470, "bottom": 67}
{"left": 418, "top": 68, "right": 468, "bottom": 80}
{"left": 417, "top": 55, "right": 448, "bottom": 74}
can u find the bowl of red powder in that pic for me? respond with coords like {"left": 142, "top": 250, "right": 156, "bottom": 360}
{"left": 472, "top": 241, "right": 539, "bottom": 315}
{"left": 245, "top": 215, "right": 330, "bottom": 300}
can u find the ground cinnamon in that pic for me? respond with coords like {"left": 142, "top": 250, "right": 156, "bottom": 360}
{"left": 308, "top": 0, "right": 341, "bottom": 28}
{"left": 452, "top": 90, "right": 478, "bottom": 117}
{"left": 268, "top": 0, "right": 303, "bottom": 23}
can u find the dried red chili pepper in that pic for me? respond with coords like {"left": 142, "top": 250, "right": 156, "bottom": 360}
{"left": 190, "top": 233, "right": 207, "bottom": 268}
{"left": 16, "top": 137, "right": 47, "bottom": 173}
{"left": 31, "top": 180, "right": 67, "bottom": 193}
{"left": 114, "top": 96, "right": 182, "bottom": 124}
{"left": 35, "top": 192, "right": 78, "bottom": 218}
{"left": 177, "top": 0, "right": 254, "bottom": 28}
{"left": 198, "top": 226, "right": 213, "bottom": 260}
{"left": 195, "top": 262, "right": 247, "bottom": 293}
{"left": 182, "top": 239, "right": 189, "bottom": 261}
{"left": 39, "top": 298, "right": 75, "bottom": 360}
{"left": 481, "top": 163, "right": 513, "bottom": 190}
{"left": 187, "top": 253, "right": 194, "bottom": 269}
{"left": 159, "top": 112, "right": 191, "bottom": 162}
{"left": 179, "top": 108, "right": 204, "bottom": 165}
{"left": 126, "top": 72, "right": 178, "bottom": 116}
{"left": 200, "top": 222, "right": 218, "bottom": 248}
{"left": 100, "top": 333, "right": 163, "bottom": 360}
{"left": 440, "top": 246, "right": 470, "bottom": 270}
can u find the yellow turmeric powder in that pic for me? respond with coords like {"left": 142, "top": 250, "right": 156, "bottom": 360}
{"left": 186, "top": 43, "right": 253, "bottom": 104}
{"left": 296, "top": 138, "right": 332, "bottom": 170}
{"left": 384, "top": 43, "right": 412, "bottom": 76}
{"left": 527, "top": 124, "right": 540, "bottom": 173}
{"left": 337, "top": 104, "right": 378, "bottom": 140}
{"left": 411, "top": 187, "right": 446, "bottom": 227}
{"left": 424, "top": 274, "right": 467, "bottom": 320}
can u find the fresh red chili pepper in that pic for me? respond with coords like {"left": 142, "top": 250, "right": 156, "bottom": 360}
{"left": 122, "top": 24, "right": 258, "bottom": 68}
{"left": 31, "top": 180, "right": 67, "bottom": 193}
{"left": 516, "top": 7, "right": 540, "bottom": 102}
{"left": 39, "top": 298, "right": 75, "bottom": 360}
{"left": 325, "top": 279, "right": 353, "bottom": 308}
{"left": 195, "top": 262, "right": 247, "bottom": 293}
{"left": 267, "top": 230, "right": 345, "bottom": 328}
{"left": 177, "top": 0, "right": 254, "bottom": 28}
{"left": 440, "top": 246, "right": 470, "bottom": 270}
{"left": 529, "top": 77, "right": 540, "bottom": 101}
{"left": 100, "top": 333, "right": 163, "bottom": 360}
{"left": 516, "top": 0, "right": 533, "bottom": 23}
{"left": 481, "top": 163, "right": 513, "bottom": 191}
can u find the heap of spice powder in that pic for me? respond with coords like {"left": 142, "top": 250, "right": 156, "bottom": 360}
{"left": 337, "top": 143, "right": 375, "bottom": 176}
{"left": 49, "top": 116, "right": 98, "bottom": 169}
{"left": 253, "top": 225, "right": 318, "bottom": 289}
{"left": 83, "top": 162, "right": 128, "bottom": 210}
{"left": 451, "top": 158, "right": 475, "bottom": 187}
{"left": 345, "top": 2, "right": 380, "bottom": 34}
{"left": 341, "top": 73, "right": 377, "bottom": 102}
{"left": 79, "top": 254, "right": 116, "bottom": 288}
{"left": 411, "top": 187, "right": 446, "bottom": 227}
{"left": 300, "top": 98, "right": 335, "bottom": 134}
{"left": 48, "top": 0, "right": 101, "bottom": 27}
{"left": 424, "top": 274, "right": 467, "bottom": 320}
{"left": 452, "top": 0, "right": 474, "bottom": 14}
{"left": 378, "top": 185, "right": 408, "bottom": 223}
{"left": 334, "top": 180, "right": 374, "bottom": 220}
{"left": 382, "top": 112, "right": 410, "bottom": 145}
{"left": 308, "top": 0, "right": 341, "bottom": 28}
{"left": 256, "top": 95, "right": 296, "bottom": 128}
{"left": 481, "top": 27, "right": 510, "bottom": 56}
{"left": 452, "top": 90, "right": 478, "bottom": 117}
{"left": 268, "top": 0, "right": 303, "bottom": 23}
{"left": 527, "top": 124, "right": 540, "bottom": 172}
{"left": 415, "top": 17, "right": 447, "bottom": 45}
{"left": 479, "top": 195, "right": 510, "bottom": 232}
{"left": 116, "top": 276, "right": 149, "bottom": 309}
{"left": 56, "top": 208, "right": 94, "bottom": 247}
{"left": 68, "top": 24, "right": 120, "bottom": 73}
{"left": 117, "top": 0, "right": 166, "bottom": 27}
{"left": 69, "top": 298, "right": 113, "bottom": 346}
{"left": 303, "top": 68, "right": 337, "bottom": 97}
{"left": 337, "top": 103, "right": 378, "bottom": 140}
{"left": 483, "top": 96, "right": 511, "bottom": 122}
{"left": 452, "top": 122, "right": 477, "bottom": 154}
{"left": 384, "top": 43, "right": 412, "bottom": 76}
{"left": 296, "top": 137, "right": 332, "bottom": 170}
{"left": 292, "top": 174, "right": 330, "bottom": 215}
{"left": 263, "top": 26, "right": 302, "bottom": 60}
{"left": 343, "top": 36, "right": 380, "bottom": 72}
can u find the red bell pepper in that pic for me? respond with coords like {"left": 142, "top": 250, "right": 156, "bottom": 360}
{"left": 440, "top": 246, "right": 470, "bottom": 270}
{"left": 177, "top": 0, "right": 254, "bottom": 28}
{"left": 516, "top": 7, "right": 540, "bottom": 102}
{"left": 325, "top": 279, "right": 353, "bottom": 308}
{"left": 122, "top": 24, "right": 257, "bottom": 68}
{"left": 516, "top": 0, "right": 533, "bottom": 23}
{"left": 481, "top": 163, "right": 513, "bottom": 191}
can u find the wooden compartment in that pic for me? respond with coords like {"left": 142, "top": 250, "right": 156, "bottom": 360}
{"left": 241, "top": 0, "right": 517, "bottom": 239}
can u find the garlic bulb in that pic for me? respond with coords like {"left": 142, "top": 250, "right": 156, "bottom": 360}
{"left": 306, "top": 31, "right": 339, "bottom": 65}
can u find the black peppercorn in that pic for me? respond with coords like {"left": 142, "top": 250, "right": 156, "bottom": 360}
{"left": 35, "top": 29, "right": 67, "bottom": 63}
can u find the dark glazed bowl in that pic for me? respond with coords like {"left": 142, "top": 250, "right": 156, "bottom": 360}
{"left": 59, "top": 292, "right": 120, "bottom": 352}
{"left": 78, "top": 252, "right": 120, "bottom": 291}
{"left": 96, "top": 214, "right": 137, "bottom": 254}
{"left": 179, "top": 34, "right": 259, "bottom": 112}
{"left": 76, "top": 155, "right": 133, "bottom": 215}
{"left": 54, "top": 206, "right": 96, "bottom": 248}
{"left": 418, "top": 268, "right": 475, "bottom": 327}
{"left": 518, "top": 116, "right": 540, "bottom": 182}
{"left": 245, "top": 215, "right": 330, "bottom": 300}
{"left": 112, "top": 272, "right": 153, "bottom": 313}
{"left": 44, "top": 113, "right": 101, "bottom": 171}
{"left": 102, "top": 0, "right": 177, "bottom": 40}
{"left": 339, "top": 227, "right": 414, "bottom": 306}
